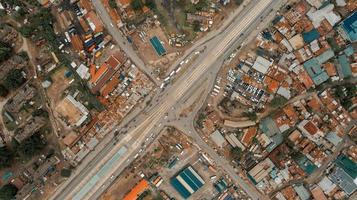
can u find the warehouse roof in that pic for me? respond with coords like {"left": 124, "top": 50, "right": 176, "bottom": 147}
{"left": 252, "top": 56, "right": 273, "bottom": 74}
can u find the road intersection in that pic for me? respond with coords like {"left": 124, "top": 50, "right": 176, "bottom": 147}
{"left": 50, "top": 0, "right": 285, "bottom": 199}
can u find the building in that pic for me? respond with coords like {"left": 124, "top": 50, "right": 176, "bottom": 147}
{"left": 123, "top": 179, "right": 149, "bottom": 200}
{"left": 318, "top": 176, "right": 337, "bottom": 195}
{"left": 306, "top": 4, "right": 341, "bottom": 28}
{"left": 248, "top": 158, "right": 275, "bottom": 184}
{"left": 338, "top": 11, "right": 357, "bottom": 42}
{"left": 210, "top": 130, "right": 226, "bottom": 147}
{"left": 329, "top": 166, "right": 357, "bottom": 195}
{"left": 14, "top": 117, "right": 46, "bottom": 143}
{"left": 55, "top": 95, "right": 89, "bottom": 127}
{"left": 171, "top": 166, "right": 205, "bottom": 199}
{"left": 311, "top": 186, "right": 328, "bottom": 200}
{"left": 252, "top": 56, "right": 273, "bottom": 74}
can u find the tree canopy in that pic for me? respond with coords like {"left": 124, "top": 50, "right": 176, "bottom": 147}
{"left": 145, "top": 0, "right": 156, "bottom": 10}
{"left": 131, "top": 0, "right": 143, "bottom": 10}
{"left": 0, "top": 146, "right": 13, "bottom": 169}
{"left": 192, "top": 20, "right": 201, "bottom": 32}
{"left": 109, "top": 0, "right": 118, "bottom": 8}
{"left": 0, "top": 84, "right": 9, "bottom": 97}
{"left": 0, "top": 42, "right": 12, "bottom": 63}
{"left": 3, "top": 69, "right": 26, "bottom": 90}
{"left": 0, "top": 184, "right": 18, "bottom": 200}
{"left": 235, "top": 0, "right": 244, "bottom": 6}
{"left": 230, "top": 147, "right": 243, "bottom": 161}
{"left": 243, "top": 111, "right": 257, "bottom": 121}
{"left": 17, "top": 132, "right": 46, "bottom": 158}
{"left": 270, "top": 95, "right": 288, "bottom": 108}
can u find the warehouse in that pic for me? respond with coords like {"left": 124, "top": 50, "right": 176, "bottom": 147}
{"left": 171, "top": 166, "right": 205, "bottom": 199}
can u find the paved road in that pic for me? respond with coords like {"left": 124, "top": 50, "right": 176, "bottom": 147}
{"left": 50, "top": 0, "right": 284, "bottom": 199}
{"left": 91, "top": 0, "right": 158, "bottom": 85}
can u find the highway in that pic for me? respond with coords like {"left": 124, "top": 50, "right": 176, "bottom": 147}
{"left": 50, "top": 0, "right": 284, "bottom": 199}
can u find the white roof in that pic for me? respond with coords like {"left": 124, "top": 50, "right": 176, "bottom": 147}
{"left": 76, "top": 64, "right": 90, "bottom": 79}
{"left": 307, "top": 4, "right": 341, "bottom": 28}
{"left": 252, "top": 56, "right": 273, "bottom": 74}
{"left": 210, "top": 130, "right": 226, "bottom": 147}
{"left": 318, "top": 176, "right": 336, "bottom": 195}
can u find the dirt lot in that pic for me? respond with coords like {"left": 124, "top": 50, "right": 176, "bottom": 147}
{"left": 46, "top": 66, "right": 72, "bottom": 104}
{"left": 100, "top": 127, "right": 224, "bottom": 200}
{"left": 55, "top": 97, "right": 82, "bottom": 126}
{"left": 132, "top": 25, "right": 179, "bottom": 77}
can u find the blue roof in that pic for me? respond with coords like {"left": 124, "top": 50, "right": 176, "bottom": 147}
{"left": 340, "top": 11, "right": 357, "bottom": 42}
{"left": 150, "top": 36, "right": 167, "bottom": 56}
{"left": 303, "top": 50, "right": 334, "bottom": 86}
{"left": 337, "top": 54, "right": 352, "bottom": 78}
{"left": 171, "top": 166, "right": 205, "bottom": 199}
{"left": 302, "top": 29, "right": 320, "bottom": 43}
{"left": 343, "top": 45, "right": 355, "bottom": 56}
{"left": 312, "top": 71, "right": 329, "bottom": 85}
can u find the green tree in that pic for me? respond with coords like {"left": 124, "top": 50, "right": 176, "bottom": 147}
{"left": 243, "top": 111, "right": 257, "bottom": 121}
{"left": 192, "top": 20, "right": 201, "bottom": 32}
{"left": 3, "top": 69, "right": 26, "bottom": 90}
{"left": 0, "top": 184, "right": 18, "bottom": 200}
{"left": 0, "top": 84, "right": 9, "bottom": 97}
{"left": 235, "top": 0, "right": 244, "bottom": 5}
{"left": 131, "top": 0, "right": 143, "bottom": 10}
{"left": 109, "top": 0, "right": 118, "bottom": 8}
{"left": 19, "top": 25, "right": 34, "bottom": 38}
{"left": 32, "top": 108, "right": 49, "bottom": 118}
{"left": 231, "top": 147, "right": 243, "bottom": 161}
{"left": 0, "top": 147, "right": 13, "bottom": 169}
{"left": 60, "top": 168, "right": 72, "bottom": 177}
{"left": 270, "top": 95, "right": 288, "bottom": 108}
{"left": 17, "top": 132, "right": 46, "bottom": 158}
{"left": 0, "top": 42, "right": 12, "bottom": 63}
{"left": 145, "top": 0, "right": 156, "bottom": 9}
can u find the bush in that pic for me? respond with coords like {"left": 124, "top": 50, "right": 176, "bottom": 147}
{"left": 0, "top": 184, "right": 18, "bottom": 200}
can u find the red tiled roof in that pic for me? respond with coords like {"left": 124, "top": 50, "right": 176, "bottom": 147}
{"left": 90, "top": 64, "right": 109, "bottom": 84}
{"left": 304, "top": 121, "right": 318, "bottom": 135}
{"left": 242, "top": 127, "right": 257, "bottom": 146}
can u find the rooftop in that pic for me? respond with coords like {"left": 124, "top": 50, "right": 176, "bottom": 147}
{"left": 123, "top": 179, "right": 149, "bottom": 200}
{"left": 339, "top": 11, "right": 357, "bottom": 42}
{"left": 252, "top": 56, "right": 273, "bottom": 74}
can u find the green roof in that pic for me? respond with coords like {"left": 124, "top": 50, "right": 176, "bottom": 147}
{"left": 335, "top": 154, "right": 357, "bottom": 179}
{"left": 337, "top": 54, "right": 352, "bottom": 78}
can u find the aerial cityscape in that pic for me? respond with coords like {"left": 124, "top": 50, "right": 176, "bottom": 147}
{"left": 0, "top": 0, "right": 356, "bottom": 200}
